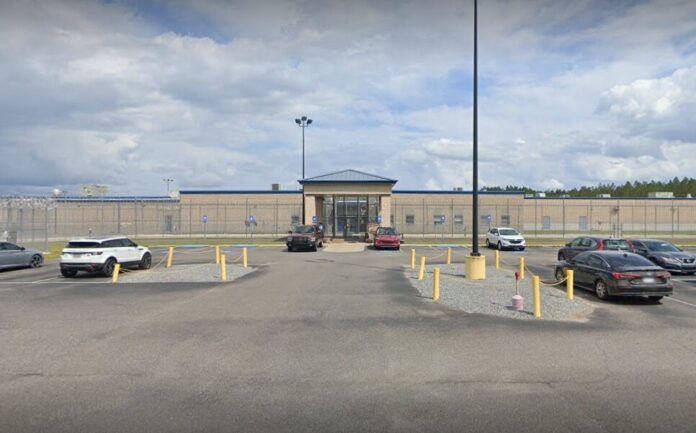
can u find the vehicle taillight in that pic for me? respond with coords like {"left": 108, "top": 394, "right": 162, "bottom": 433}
{"left": 657, "top": 271, "right": 671, "bottom": 279}
{"left": 597, "top": 240, "right": 604, "bottom": 250}
{"left": 611, "top": 272, "right": 641, "bottom": 279}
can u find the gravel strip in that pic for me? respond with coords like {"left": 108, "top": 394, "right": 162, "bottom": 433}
{"left": 118, "top": 263, "right": 256, "bottom": 283}
{"left": 407, "top": 264, "right": 594, "bottom": 321}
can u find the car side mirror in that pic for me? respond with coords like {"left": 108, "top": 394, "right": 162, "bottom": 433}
{"left": 565, "top": 243, "right": 571, "bottom": 247}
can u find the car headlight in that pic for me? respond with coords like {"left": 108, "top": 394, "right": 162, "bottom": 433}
{"left": 660, "top": 257, "right": 680, "bottom": 264}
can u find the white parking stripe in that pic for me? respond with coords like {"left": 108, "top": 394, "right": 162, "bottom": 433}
{"left": 665, "top": 297, "right": 696, "bottom": 308}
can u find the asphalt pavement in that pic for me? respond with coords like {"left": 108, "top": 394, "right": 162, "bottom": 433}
{"left": 0, "top": 245, "right": 695, "bottom": 432}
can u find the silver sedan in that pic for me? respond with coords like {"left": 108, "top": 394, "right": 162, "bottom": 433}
{"left": 0, "top": 242, "right": 44, "bottom": 270}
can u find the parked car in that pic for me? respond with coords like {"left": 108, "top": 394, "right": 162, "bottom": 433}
{"left": 630, "top": 239, "right": 696, "bottom": 275}
{"left": 59, "top": 237, "right": 151, "bottom": 278}
{"left": 287, "top": 225, "right": 324, "bottom": 252}
{"left": 485, "top": 227, "right": 526, "bottom": 251}
{"left": 557, "top": 236, "right": 634, "bottom": 261}
{"left": 374, "top": 227, "right": 401, "bottom": 250}
{"left": 555, "top": 251, "right": 672, "bottom": 302}
{"left": 0, "top": 242, "right": 44, "bottom": 270}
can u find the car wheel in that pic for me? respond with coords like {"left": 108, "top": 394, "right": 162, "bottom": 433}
{"left": 497, "top": 241, "right": 503, "bottom": 251}
{"left": 29, "top": 254, "right": 43, "bottom": 268}
{"left": 558, "top": 252, "right": 566, "bottom": 261}
{"left": 103, "top": 258, "right": 117, "bottom": 277}
{"left": 485, "top": 238, "right": 491, "bottom": 248}
{"left": 61, "top": 269, "right": 77, "bottom": 278}
{"left": 139, "top": 252, "right": 152, "bottom": 270}
{"left": 287, "top": 246, "right": 293, "bottom": 252}
{"left": 554, "top": 268, "right": 566, "bottom": 282}
{"left": 595, "top": 279, "right": 610, "bottom": 300}
{"left": 519, "top": 247, "right": 525, "bottom": 251}
{"left": 648, "top": 296, "right": 663, "bottom": 303}
{"left": 396, "top": 245, "right": 400, "bottom": 251}
{"left": 312, "top": 244, "right": 317, "bottom": 252}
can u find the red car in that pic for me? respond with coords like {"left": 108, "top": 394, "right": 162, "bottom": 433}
{"left": 374, "top": 227, "right": 401, "bottom": 250}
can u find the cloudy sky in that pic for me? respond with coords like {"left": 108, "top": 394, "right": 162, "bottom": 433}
{"left": 1, "top": 0, "right": 695, "bottom": 195}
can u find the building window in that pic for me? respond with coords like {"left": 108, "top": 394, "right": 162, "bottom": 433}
{"left": 433, "top": 214, "right": 445, "bottom": 225}
{"left": 291, "top": 215, "right": 300, "bottom": 225}
{"left": 543, "top": 216, "right": 551, "bottom": 230}
{"left": 501, "top": 215, "right": 510, "bottom": 226}
{"left": 390, "top": 214, "right": 394, "bottom": 225}
{"left": 579, "top": 216, "right": 588, "bottom": 231}
{"left": 454, "top": 215, "right": 463, "bottom": 225}
{"left": 406, "top": 214, "right": 415, "bottom": 225}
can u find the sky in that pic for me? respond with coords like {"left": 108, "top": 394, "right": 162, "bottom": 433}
{"left": 1, "top": 0, "right": 695, "bottom": 196}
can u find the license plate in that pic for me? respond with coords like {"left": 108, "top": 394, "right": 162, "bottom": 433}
{"left": 642, "top": 277, "right": 655, "bottom": 284}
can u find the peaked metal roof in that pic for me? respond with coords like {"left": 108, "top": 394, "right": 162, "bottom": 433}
{"left": 300, "top": 169, "right": 397, "bottom": 184}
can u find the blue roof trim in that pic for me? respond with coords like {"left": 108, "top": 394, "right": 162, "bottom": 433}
{"left": 393, "top": 190, "right": 525, "bottom": 195}
{"left": 180, "top": 190, "right": 301, "bottom": 195}
{"left": 527, "top": 196, "right": 694, "bottom": 200}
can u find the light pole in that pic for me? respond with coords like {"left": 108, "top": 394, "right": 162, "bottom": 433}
{"left": 471, "top": 0, "right": 479, "bottom": 257}
{"left": 163, "top": 178, "right": 174, "bottom": 195}
{"left": 465, "top": 0, "right": 485, "bottom": 279}
{"left": 295, "top": 116, "right": 312, "bottom": 223}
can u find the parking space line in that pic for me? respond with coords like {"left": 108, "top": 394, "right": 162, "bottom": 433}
{"left": 665, "top": 297, "right": 696, "bottom": 309}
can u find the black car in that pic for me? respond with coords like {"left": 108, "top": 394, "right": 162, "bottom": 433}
{"left": 630, "top": 239, "right": 696, "bottom": 275}
{"left": 555, "top": 251, "right": 672, "bottom": 302}
{"left": 557, "top": 236, "right": 634, "bottom": 261}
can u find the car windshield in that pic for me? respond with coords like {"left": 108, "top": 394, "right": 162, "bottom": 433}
{"left": 604, "top": 254, "right": 655, "bottom": 268}
{"left": 603, "top": 239, "right": 632, "bottom": 250}
{"left": 65, "top": 241, "right": 102, "bottom": 249}
{"left": 643, "top": 241, "right": 680, "bottom": 252}
{"left": 376, "top": 228, "right": 396, "bottom": 235}
{"left": 499, "top": 229, "right": 519, "bottom": 236}
{"left": 293, "top": 226, "right": 315, "bottom": 234}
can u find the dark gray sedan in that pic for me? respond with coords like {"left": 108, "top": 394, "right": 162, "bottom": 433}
{"left": 0, "top": 242, "right": 44, "bottom": 270}
{"left": 555, "top": 251, "right": 672, "bottom": 302}
{"left": 630, "top": 239, "right": 696, "bottom": 275}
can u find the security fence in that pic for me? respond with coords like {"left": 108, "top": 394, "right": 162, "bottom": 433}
{"left": 2, "top": 197, "right": 696, "bottom": 252}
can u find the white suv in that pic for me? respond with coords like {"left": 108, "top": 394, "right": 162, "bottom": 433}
{"left": 485, "top": 227, "right": 526, "bottom": 251}
{"left": 59, "top": 237, "right": 151, "bottom": 278}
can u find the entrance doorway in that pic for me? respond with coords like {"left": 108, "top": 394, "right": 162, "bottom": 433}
{"left": 322, "top": 195, "right": 378, "bottom": 239}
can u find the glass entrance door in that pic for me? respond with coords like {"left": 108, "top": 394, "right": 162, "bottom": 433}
{"left": 332, "top": 195, "right": 377, "bottom": 239}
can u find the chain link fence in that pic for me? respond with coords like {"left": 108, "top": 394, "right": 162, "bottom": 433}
{"left": 2, "top": 196, "right": 695, "bottom": 251}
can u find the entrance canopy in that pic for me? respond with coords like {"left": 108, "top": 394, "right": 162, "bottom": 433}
{"left": 299, "top": 169, "right": 397, "bottom": 238}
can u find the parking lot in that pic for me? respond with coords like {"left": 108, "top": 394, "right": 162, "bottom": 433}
{"left": 1, "top": 245, "right": 695, "bottom": 432}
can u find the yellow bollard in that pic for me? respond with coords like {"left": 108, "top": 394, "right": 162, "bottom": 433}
{"left": 215, "top": 245, "right": 220, "bottom": 265}
{"left": 166, "top": 247, "right": 174, "bottom": 268}
{"left": 446, "top": 248, "right": 451, "bottom": 265}
{"left": 532, "top": 275, "right": 541, "bottom": 318}
{"left": 566, "top": 269, "right": 574, "bottom": 300}
{"left": 243, "top": 247, "right": 248, "bottom": 268}
{"left": 410, "top": 249, "right": 416, "bottom": 269}
{"left": 111, "top": 263, "right": 121, "bottom": 283}
{"left": 433, "top": 267, "right": 440, "bottom": 300}
{"left": 495, "top": 250, "right": 500, "bottom": 270}
{"left": 220, "top": 254, "right": 227, "bottom": 281}
{"left": 418, "top": 256, "right": 426, "bottom": 281}
{"left": 519, "top": 256, "right": 525, "bottom": 280}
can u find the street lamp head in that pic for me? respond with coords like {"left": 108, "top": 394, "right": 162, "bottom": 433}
{"left": 295, "top": 118, "right": 301, "bottom": 125}
{"left": 307, "top": 119, "right": 312, "bottom": 125}
{"left": 301, "top": 116, "right": 307, "bottom": 121}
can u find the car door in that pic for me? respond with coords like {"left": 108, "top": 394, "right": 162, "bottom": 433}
{"left": 489, "top": 228, "right": 498, "bottom": 244}
{"left": 1, "top": 242, "right": 25, "bottom": 267}
{"left": 632, "top": 241, "right": 649, "bottom": 259}
{"left": 0, "top": 243, "right": 9, "bottom": 267}
{"left": 570, "top": 254, "right": 591, "bottom": 286}
{"left": 566, "top": 238, "right": 586, "bottom": 259}
{"left": 585, "top": 254, "right": 610, "bottom": 287}
{"left": 123, "top": 238, "right": 141, "bottom": 263}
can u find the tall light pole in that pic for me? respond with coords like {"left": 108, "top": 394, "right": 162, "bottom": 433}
{"left": 295, "top": 116, "right": 312, "bottom": 223}
{"left": 163, "top": 178, "right": 174, "bottom": 195}
{"left": 471, "top": 0, "right": 480, "bottom": 257}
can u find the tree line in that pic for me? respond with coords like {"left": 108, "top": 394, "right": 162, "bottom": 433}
{"left": 482, "top": 177, "right": 696, "bottom": 198}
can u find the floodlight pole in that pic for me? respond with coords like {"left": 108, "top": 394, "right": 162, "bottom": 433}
{"left": 471, "top": 0, "right": 480, "bottom": 256}
{"left": 296, "top": 116, "right": 312, "bottom": 224}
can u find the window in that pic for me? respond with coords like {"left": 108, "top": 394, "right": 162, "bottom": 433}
{"left": 501, "top": 215, "right": 510, "bottom": 226}
{"left": 291, "top": 215, "right": 300, "bottom": 225}
{"left": 570, "top": 238, "right": 584, "bottom": 247}
{"left": 454, "top": 215, "right": 463, "bottom": 225}
{"left": 406, "top": 214, "right": 415, "bottom": 225}
{"left": 587, "top": 255, "right": 608, "bottom": 269}
{"left": 543, "top": 216, "right": 551, "bottom": 230}
{"left": 578, "top": 216, "right": 588, "bottom": 231}
{"left": 433, "top": 214, "right": 445, "bottom": 225}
